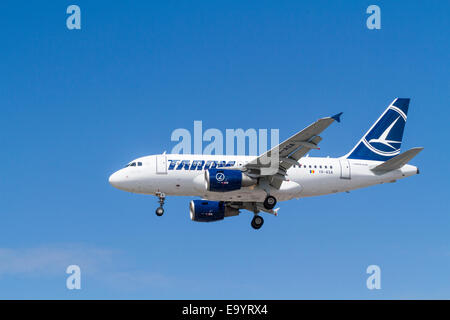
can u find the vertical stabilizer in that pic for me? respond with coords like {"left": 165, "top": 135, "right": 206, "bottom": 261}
{"left": 344, "top": 98, "right": 410, "bottom": 161}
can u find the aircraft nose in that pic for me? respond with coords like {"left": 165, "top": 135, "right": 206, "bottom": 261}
{"left": 109, "top": 171, "right": 122, "bottom": 188}
{"left": 109, "top": 169, "right": 138, "bottom": 192}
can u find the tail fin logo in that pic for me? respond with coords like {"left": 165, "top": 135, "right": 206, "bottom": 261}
{"left": 361, "top": 107, "right": 407, "bottom": 156}
{"left": 368, "top": 116, "right": 401, "bottom": 150}
{"left": 345, "top": 98, "right": 410, "bottom": 161}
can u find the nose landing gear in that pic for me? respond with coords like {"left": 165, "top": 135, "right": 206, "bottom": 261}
{"left": 155, "top": 192, "right": 165, "bottom": 216}
{"left": 155, "top": 207, "right": 164, "bottom": 216}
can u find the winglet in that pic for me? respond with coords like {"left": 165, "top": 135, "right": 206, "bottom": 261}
{"left": 331, "top": 112, "right": 343, "bottom": 123}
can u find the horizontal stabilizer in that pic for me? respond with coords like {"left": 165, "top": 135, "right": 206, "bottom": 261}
{"left": 371, "top": 147, "right": 423, "bottom": 172}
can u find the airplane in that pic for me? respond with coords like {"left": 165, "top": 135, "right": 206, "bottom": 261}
{"left": 109, "top": 98, "right": 423, "bottom": 230}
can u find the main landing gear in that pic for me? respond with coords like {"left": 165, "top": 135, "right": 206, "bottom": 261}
{"left": 251, "top": 215, "right": 264, "bottom": 230}
{"left": 155, "top": 192, "right": 165, "bottom": 216}
{"left": 248, "top": 195, "right": 278, "bottom": 229}
{"left": 263, "top": 195, "right": 277, "bottom": 210}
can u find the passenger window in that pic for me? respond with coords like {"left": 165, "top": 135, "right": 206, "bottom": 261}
{"left": 330, "top": 165, "right": 333, "bottom": 169}
{"left": 319, "top": 165, "right": 322, "bottom": 169}
{"left": 325, "top": 166, "right": 327, "bottom": 169}
{"left": 138, "top": 162, "right": 142, "bottom": 166}
{"left": 314, "top": 165, "right": 317, "bottom": 168}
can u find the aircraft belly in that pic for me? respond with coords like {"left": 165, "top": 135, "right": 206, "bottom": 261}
{"left": 203, "top": 189, "right": 267, "bottom": 202}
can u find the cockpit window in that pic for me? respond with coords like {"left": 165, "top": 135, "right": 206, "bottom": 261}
{"left": 125, "top": 161, "right": 142, "bottom": 168}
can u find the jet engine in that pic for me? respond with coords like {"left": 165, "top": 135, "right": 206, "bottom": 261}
{"left": 205, "top": 169, "right": 256, "bottom": 192}
{"left": 189, "top": 200, "right": 239, "bottom": 222}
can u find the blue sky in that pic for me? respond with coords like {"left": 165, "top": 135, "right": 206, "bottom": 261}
{"left": 0, "top": 1, "right": 449, "bottom": 299}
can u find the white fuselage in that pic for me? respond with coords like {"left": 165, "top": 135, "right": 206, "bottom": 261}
{"left": 108, "top": 154, "right": 419, "bottom": 202}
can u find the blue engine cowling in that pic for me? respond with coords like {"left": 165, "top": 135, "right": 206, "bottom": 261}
{"left": 189, "top": 200, "right": 225, "bottom": 222}
{"left": 205, "top": 169, "right": 256, "bottom": 192}
{"left": 189, "top": 200, "right": 240, "bottom": 222}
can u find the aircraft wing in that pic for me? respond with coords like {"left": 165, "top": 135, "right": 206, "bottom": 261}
{"left": 244, "top": 112, "right": 342, "bottom": 189}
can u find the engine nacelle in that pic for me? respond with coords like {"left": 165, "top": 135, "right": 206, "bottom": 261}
{"left": 205, "top": 169, "right": 256, "bottom": 192}
{"left": 189, "top": 200, "right": 239, "bottom": 222}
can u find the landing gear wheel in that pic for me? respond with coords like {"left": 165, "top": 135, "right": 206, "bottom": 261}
{"left": 155, "top": 192, "right": 166, "bottom": 217}
{"left": 251, "top": 215, "right": 264, "bottom": 230}
{"left": 263, "top": 195, "right": 277, "bottom": 210}
{"left": 155, "top": 207, "right": 164, "bottom": 216}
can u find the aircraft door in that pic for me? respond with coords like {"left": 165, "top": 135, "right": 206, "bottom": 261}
{"left": 156, "top": 154, "right": 168, "bottom": 174}
{"left": 339, "top": 159, "right": 351, "bottom": 179}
